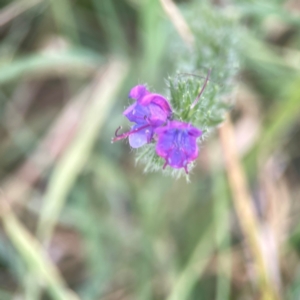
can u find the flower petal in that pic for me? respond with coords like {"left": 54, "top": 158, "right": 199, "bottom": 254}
{"left": 180, "top": 133, "right": 199, "bottom": 160}
{"left": 123, "top": 103, "right": 149, "bottom": 124}
{"left": 114, "top": 85, "right": 173, "bottom": 149}
{"left": 167, "top": 148, "right": 186, "bottom": 168}
{"left": 148, "top": 103, "right": 169, "bottom": 126}
{"left": 129, "top": 85, "right": 149, "bottom": 100}
{"left": 155, "top": 129, "right": 176, "bottom": 157}
{"left": 187, "top": 127, "right": 202, "bottom": 137}
{"left": 155, "top": 121, "right": 202, "bottom": 170}
{"left": 129, "top": 125, "right": 153, "bottom": 148}
{"left": 140, "top": 94, "right": 172, "bottom": 116}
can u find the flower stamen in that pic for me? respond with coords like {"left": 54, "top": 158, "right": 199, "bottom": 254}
{"left": 112, "top": 124, "right": 151, "bottom": 142}
{"left": 190, "top": 68, "right": 212, "bottom": 109}
{"left": 163, "top": 161, "right": 168, "bottom": 169}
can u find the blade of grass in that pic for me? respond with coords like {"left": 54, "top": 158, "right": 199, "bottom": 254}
{"left": 24, "top": 273, "right": 43, "bottom": 300}
{"left": 242, "top": 34, "right": 300, "bottom": 71}
{"left": 166, "top": 204, "right": 229, "bottom": 300}
{"left": 0, "top": 289, "right": 12, "bottom": 300}
{"left": 36, "top": 59, "right": 128, "bottom": 244}
{"left": 159, "top": 0, "right": 194, "bottom": 47}
{"left": 160, "top": 3, "right": 228, "bottom": 299}
{"left": 92, "top": 0, "right": 129, "bottom": 54}
{"left": 139, "top": 0, "right": 169, "bottom": 84}
{"left": 0, "top": 3, "right": 40, "bottom": 61}
{"left": 219, "top": 116, "right": 279, "bottom": 300}
{"left": 0, "top": 0, "right": 43, "bottom": 27}
{"left": 49, "top": 0, "right": 79, "bottom": 43}
{"left": 0, "top": 51, "right": 101, "bottom": 84}
{"left": 1, "top": 70, "right": 103, "bottom": 206}
{"left": 244, "top": 76, "right": 300, "bottom": 178}
{"left": 0, "top": 196, "right": 80, "bottom": 300}
{"left": 209, "top": 142, "right": 232, "bottom": 300}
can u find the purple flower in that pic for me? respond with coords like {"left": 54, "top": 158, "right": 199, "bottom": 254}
{"left": 155, "top": 121, "right": 202, "bottom": 174}
{"left": 112, "top": 85, "right": 172, "bottom": 148}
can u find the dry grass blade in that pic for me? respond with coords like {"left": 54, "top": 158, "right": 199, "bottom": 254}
{"left": 0, "top": 194, "right": 80, "bottom": 300}
{"left": 1, "top": 73, "right": 101, "bottom": 206}
{"left": 166, "top": 203, "right": 229, "bottom": 300}
{"left": 0, "top": 0, "right": 42, "bottom": 27}
{"left": 218, "top": 115, "right": 279, "bottom": 300}
{"left": 159, "top": 0, "right": 195, "bottom": 47}
{"left": 166, "top": 225, "right": 216, "bottom": 300}
{"left": 36, "top": 59, "right": 128, "bottom": 244}
{"left": 258, "top": 157, "right": 291, "bottom": 294}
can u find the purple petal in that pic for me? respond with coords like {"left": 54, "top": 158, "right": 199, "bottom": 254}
{"left": 123, "top": 103, "right": 136, "bottom": 117}
{"left": 180, "top": 133, "right": 199, "bottom": 160}
{"left": 129, "top": 85, "right": 149, "bottom": 100}
{"left": 187, "top": 127, "right": 202, "bottom": 137}
{"left": 165, "top": 120, "right": 188, "bottom": 129}
{"left": 129, "top": 125, "right": 153, "bottom": 148}
{"left": 155, "top": 130, "right": 176, "bottom": 157}
{"left": 123, "top": 103, "right": 149, "bottom": 124}
{"left": 148, "top": 103, "right": 169, "bottom": 126}
{"left": 114, "top": 85, "right": 174, "bottom": 149}
{"left": 155, "top": 126, "right": 168, "bottom": 135}
{"left": 139, "top": 94, "right": 172, "bottom": 116}
{"left": 156, "top": 130, "right": 199, "bottom": 164}
{"left": 167, "top": 121, "right": 201, "bottom": 135}
{"left": 167, "top": 148, "right": 186, "bottom": 168}
{"left": 155, "top": 121, "right": 202, "bottom": 170}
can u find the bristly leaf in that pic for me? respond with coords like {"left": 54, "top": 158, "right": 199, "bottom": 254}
{"left": 136, "top": 2, "right": 240, "bottom": 178}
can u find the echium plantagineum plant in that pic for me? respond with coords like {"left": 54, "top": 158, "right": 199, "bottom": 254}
{"left": 113, "top": 3, "right": 239, "bottom": 178}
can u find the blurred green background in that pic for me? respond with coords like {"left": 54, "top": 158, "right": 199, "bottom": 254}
{"left": 0, "top": 0, "right": 300, "bottom": 299}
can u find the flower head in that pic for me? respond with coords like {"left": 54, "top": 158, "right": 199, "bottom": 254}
{"left": 112, "top": 85, "right": 172, "bottom": 148}
{"left": 155, "top": 121, "right": 202, "bottom": 173}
